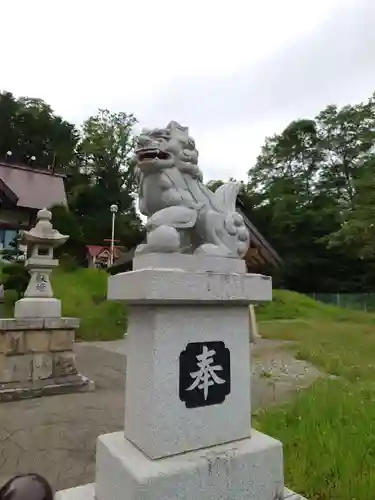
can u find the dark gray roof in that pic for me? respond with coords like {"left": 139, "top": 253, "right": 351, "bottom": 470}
{"left": 0, "top": 162, "right": 67, "bottom": 210}
{"left": 236, "top": 198, "right": 281, "bottom": 266}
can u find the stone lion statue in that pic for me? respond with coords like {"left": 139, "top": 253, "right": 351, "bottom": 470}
{"left": 133, "top": 121, "right": 249, "bottom": 259}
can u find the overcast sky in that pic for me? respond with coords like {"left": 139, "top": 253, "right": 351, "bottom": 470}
{"left": 2, "top": 0, "right": 375, "bottom": 182}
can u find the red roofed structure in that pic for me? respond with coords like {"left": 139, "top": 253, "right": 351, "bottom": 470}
{"left": 86, "top": 245, "right": 124, "bottom": 269}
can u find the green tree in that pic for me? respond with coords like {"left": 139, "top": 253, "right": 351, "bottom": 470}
{"left": 0, "top": 91, "right": 79, "bottom": 170}
{"left": 316, "top": 99, "right": 375, "bottom": 208}
{"left": 248, "top": 93, "right": 375, "bottom": 293}
{"left": 68, "top": 109, "right": 144, "bottom": 248}
{"left": 316, "top": 98, "right": 375, "bottom": 258}
{"left": 0, "top": 92, "right": 144, "bottom": 260}
{"left": 49, "top": 204, "right": 86, "bottom": 263}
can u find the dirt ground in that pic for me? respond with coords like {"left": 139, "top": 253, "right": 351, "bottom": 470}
{"left": 0, "top": 337, "right": 323, "bottom": 492}
{"left": 251, "top": 338, "right": 323, "bottom": 409}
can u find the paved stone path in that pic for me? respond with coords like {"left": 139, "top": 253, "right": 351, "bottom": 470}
{"left": 0, "top": 338, "right": 322, "bottom": 492}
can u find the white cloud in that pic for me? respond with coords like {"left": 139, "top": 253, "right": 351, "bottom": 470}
{"left": 1, "top": 0, "right": 374, "bottom": 182}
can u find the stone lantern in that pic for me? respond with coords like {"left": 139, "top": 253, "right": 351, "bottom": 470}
{"left": 0, "top": 208, "right": 94, "bottom": 402}
{"left": 14, "top": 207, "right": 68, "bottom": 319}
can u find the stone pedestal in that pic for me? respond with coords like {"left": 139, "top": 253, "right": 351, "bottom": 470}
{"left": 55, "top": 254, "right": 306, "bottom": 500}
{"left": 0, "top": 317, "right": 94, "bottom": 402}
{"left": 93, "top": 431, "right": 283, "bottom": 500}
{"left": 14, "top": 256, "right": 62, "bottom": 318}
{"left": 14, "top": 297, "right": 62, "bottom": 319}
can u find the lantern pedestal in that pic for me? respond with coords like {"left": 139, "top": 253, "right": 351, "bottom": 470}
{"left": 15, "top": 298, "right": 62, "bottom": 319}
{"left": 15, "top": 253, "right": 61, "bottom": 319}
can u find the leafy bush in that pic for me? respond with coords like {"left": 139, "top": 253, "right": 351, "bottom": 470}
{"left": 4, "top": 289, "right": 18, "bottom": 307}
{"left": 2, "top": 263, "right": 29, "bottom": 298}
{"left": 59, "top": 253, "right": 79, "bottom": 272}
{"left": 0, "top": 233, "right": 24, "bottom": 262}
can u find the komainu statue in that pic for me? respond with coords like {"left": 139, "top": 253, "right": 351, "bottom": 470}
{"left": 134, "top": 121, "right": 249, "bottom": 259}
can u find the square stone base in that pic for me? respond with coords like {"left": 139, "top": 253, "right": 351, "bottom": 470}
{"left": 0, "top": 317, "right": 94, "bottom": 402}
{"left": 0, "top": 373, "right": 95, "bottom": 402}
{"left": 55, "top": 483, "right": 307, "bottom": 500}
{"left": 54, "top": 430, "right": 310, "bottom": 500}
{"left": 14, "top": 297, "right": 62, "bottom": 318}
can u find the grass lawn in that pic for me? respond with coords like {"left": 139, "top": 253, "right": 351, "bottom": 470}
{"left": 0, "top": 264, "right": 126, "bottom": 341}
{"left": 52, "top": 267, "right": 126, "bottom": 341}
{"left": 254, "top": 290, "right": 375, "bottom": 500}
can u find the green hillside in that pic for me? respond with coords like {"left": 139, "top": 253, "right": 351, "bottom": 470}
{"left": 257, "top": 288, "right": 375, "bottom": 323}
{"left": 52, "top": 268, "right": 126, "bottom": 341}
{"left": 4, "top": 264, "right": 369, "bottom": 341}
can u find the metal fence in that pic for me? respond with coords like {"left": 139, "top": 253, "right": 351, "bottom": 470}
{"left": 308, "top": 293, "right": 375, "bottom": 312}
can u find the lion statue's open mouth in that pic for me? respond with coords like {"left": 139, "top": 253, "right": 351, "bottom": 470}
{"left": 137, "top": 148, "right": 171, "bottom": 162}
